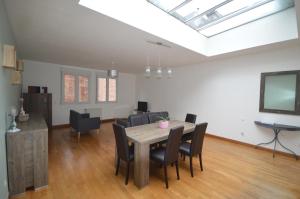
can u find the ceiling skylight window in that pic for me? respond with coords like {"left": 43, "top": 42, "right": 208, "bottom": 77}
{"left": 147, "top": 0, "right": 295, "bottom": 37}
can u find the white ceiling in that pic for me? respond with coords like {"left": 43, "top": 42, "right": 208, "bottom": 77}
{"left": 3, "top": 0, "right": 300, "bottom": 73}
{"left": 4, "top": 0, "right": 208, "bottom": 73}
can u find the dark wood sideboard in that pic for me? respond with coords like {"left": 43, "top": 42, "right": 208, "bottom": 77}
{"left": 6, "top": 115, "right": 48, "bottom": 196}
{"left": 23, "top": 93, "right": 52, "bottom": 128}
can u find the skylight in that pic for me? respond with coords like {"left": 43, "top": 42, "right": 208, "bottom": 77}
{"left": 148, "top": 0, "right": 295, "bottom": 37}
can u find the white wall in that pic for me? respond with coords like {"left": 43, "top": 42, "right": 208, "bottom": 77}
{"left": 0, "top": 0, "right": 21, "bottom": 197}
{"left": 136, "top": 45, "right": 300, "bottom": 154}
{"left": 22, "top": 60, "right": 136, "bottom": 125}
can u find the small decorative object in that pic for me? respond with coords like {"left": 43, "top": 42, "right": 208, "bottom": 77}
{"left": 11, "top": 70, "right": 22, "bottom": 85}
{"left": 16, "top": 60, "right": 24, "bottom": 71}
{"left": 42, "top": 87, "right": 48, "bottom": 93}
{"left": 8, "top": 107, "right": 21, "bottom": 133}
{"left": 158, "top": 116, "right": 169, "bottom": 129}
{"left": 18, "top": 98, "right": 29, "bottom": 122}
{"left": 2, "top": 44, "right": 16, "bottom": 69}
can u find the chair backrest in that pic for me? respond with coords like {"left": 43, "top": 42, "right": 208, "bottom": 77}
{"left": 190, "top": 123, "right": 208, "bottom": 155}
{"left": 185, "top": 113, "right": 197, "bottom": 124}
{"left": 148, "top": 111, "right": 169, "bottom": 123}
{"left": 112, "top": 123, "right": 130, "bottom": 161}
{"left": 128, "top": 114, "right": 149, "bottom": 127}
{"left": 164, "top": 126, "right": 184, "bottom": 164}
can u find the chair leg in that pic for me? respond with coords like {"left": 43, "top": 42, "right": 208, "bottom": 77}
{"left": 183, "top": 154, "right": 186, "bottom": 161}
{"left": 189, "top": 156, "right": 194, "bottom": 177}
{"left": 175, "top": 161, "right": 180, "bottom": 180}
{"left": 77, "top": 132, "right": 81, "bottom": 142}
{"left": 163, "top": 165, "right": 169, "bottom": 189}
{"left": 115, "top": 158, "right": 120, "bottom": 176}
{"left": 125, "top": 161, "right": 130, "bottom": 185}
{"left": 199, "top": 154, "right": 203, "bottom": 171}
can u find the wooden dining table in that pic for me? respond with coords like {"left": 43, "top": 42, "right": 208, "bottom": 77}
{"left": 125, "top": 120, "right": 196, "bottom": 189}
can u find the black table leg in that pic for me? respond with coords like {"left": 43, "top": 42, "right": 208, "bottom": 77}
{"left": 256, "top": 129, "right": 298, "bottom": 160}
{"left": 277, "top": 137, "right": 298, "bottom": 160}
{"left": 255, "top": 129, "right": 278, "bottom": 148}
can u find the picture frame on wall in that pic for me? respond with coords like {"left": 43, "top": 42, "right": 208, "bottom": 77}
{"left": 2, "top": 44, "right": 16, "bottom": 69}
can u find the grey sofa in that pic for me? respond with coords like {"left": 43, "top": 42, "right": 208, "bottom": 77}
{"left": 116, "top": 111, "right": 169, "bottom": 128}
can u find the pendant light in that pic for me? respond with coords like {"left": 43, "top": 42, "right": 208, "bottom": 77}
{"left": 144, "top": 56, "right": 151, "bottom": 78}
{"left": 108, "top": 61, "right": 118, "bottom": 78}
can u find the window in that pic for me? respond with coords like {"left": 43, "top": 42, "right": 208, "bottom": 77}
{"left": 62, "top": 71, "right": 90, "bottom": 104}
{"left": 63, "top": 74, "right": 76, "bottom": 103}
{"left": 97, "top": 77, "right": 107, "bottom": 102}
{"left": 148, "top": 0, "right": 294, "bottom": 37}
{"left": 97, "top": 76, "right": 117, "bottom": 102}
{"left": 79, "top": 75, "right": 89, "bottom": 103}
{"left": 108, "top": 78, "right": 117, "bottom": 102}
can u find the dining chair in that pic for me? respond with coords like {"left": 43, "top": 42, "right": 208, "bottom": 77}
{"left": 128, "top": 114, "right": 149, "bottom": 127}
{"left": 112, "top": 123, "right": 134, "bottom": 185}
{"left": 179, "top": 123, "right": 208, "bottom": 177}
{"left": 150, "top": 126, "right": 184, "bottom": 188}
{"left": 181, "top": 113, "right": 197, "bottom": 142}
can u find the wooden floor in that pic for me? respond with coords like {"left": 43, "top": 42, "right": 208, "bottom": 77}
{"left": 14, "top": 122, "right": 300, "bottom": 199}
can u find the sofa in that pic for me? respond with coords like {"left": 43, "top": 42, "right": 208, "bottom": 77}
{"left": 116, "top": 111, "right": 169, "bottom": 128}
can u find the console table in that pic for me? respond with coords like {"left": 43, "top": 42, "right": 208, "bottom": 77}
{"left": 6, "top": 115, "right": 48, "bottom": 196}
{"left": 254, "top": 121, "right": 300, "bottom": 160}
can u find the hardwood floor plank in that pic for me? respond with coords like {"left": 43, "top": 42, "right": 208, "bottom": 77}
{"left": 12, "top": 122, "right": 300, "bottom": 199}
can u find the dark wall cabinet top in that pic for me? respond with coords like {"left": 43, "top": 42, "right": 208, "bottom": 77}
{"left": 23, "top": 93, "right": 52, "bottom": 128}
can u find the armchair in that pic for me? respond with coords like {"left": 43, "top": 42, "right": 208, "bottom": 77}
{"left": 69, "top": 110, "right": 101, "bottom": 141}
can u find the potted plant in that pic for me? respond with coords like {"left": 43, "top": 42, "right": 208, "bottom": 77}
{"left": 158, "top": 116, "right": 169, "bottom": 129}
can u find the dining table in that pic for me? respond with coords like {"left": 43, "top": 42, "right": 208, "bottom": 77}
{"left": 125, "top": 120, "right": 196, "bottom": 189}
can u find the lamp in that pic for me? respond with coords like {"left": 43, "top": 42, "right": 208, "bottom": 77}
{"left": 107, "top": 61, "right": 118, "bottom": 78}
{"left": 156, "top": 67, "right": 162, "bottom": 79}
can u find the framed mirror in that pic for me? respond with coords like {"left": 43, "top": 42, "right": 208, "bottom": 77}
{"left": 259, "top": 70, "right": 300, "bottom": 115}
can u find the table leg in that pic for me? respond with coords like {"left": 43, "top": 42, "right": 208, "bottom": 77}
{"left": 277, "top": 138, "right": 299, "bottom": 160}
{"left": 134, "top": 142, "right": 150, "bottom": 188}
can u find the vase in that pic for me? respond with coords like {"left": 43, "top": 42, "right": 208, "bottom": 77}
{"left": 159, "top": 120, "right": 169, "bottom": 129}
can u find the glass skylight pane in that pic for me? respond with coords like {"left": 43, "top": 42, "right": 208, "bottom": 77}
{"left": 216, "top": 0, "right": 263, "bottom": 16}
{"left": 148, "top": 0, "right": 185, "bottom": 12}
{"left": 175, "top": 0, "right": 226, "bottom": 20}
{"left": 200, "top": 0, "right": 286, "bottom": 37}
{"left": 147, "top": 0, "right": 294, "bottom": 37}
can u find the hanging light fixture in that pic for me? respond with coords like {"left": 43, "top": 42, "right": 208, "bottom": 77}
{"left": 167, "top": 68, "right": 172, "bottom": 78}
{"left": 156, "top": 55, "right": 162, "bottom": 79}
{"left": 144, "top": 56, "right": 151, "bottom": 78}
{"left": 108, "top": 61, "right": 118, "bottom": 78}
{"left": 156, "top": 67, "right": 162, "bottom": 79}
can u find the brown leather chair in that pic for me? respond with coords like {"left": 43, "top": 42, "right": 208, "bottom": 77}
{"left": 150, "top": 126, "right": 184, "bottom": 188}
{"left": 179, "top": 123, "right": 208, "bottom": 177}
{"left": 112, "top": 123, "right": 134, "bottom": 185}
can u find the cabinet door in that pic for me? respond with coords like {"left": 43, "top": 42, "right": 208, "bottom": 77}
{"left": 6, "top": 133, "right": 25, "bottom": 195}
